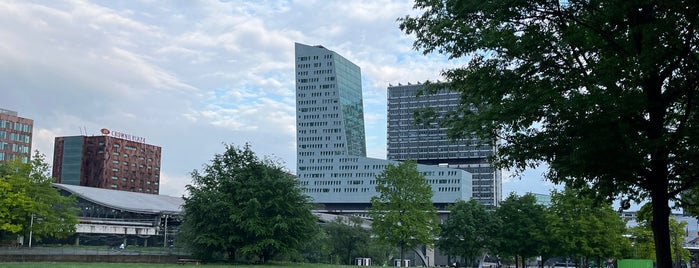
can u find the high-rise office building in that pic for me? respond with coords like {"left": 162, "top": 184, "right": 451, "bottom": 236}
{"left": 52, "top": 128, "right": 161, "bottom": 194}
{"left": 0, "top": 108, "right": 33, "bottom": 163}
{"left": 295, "top": 43, "right": 472, "bottom": 212}
{"left": 387, "top": 84, "right": 502, "bottom": 209}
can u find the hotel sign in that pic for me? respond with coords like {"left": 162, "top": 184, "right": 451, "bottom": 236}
{"left": 100, "top": 128, "right": 146, "bottom": 143}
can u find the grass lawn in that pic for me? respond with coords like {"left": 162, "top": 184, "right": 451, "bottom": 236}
{"left": 0, "top": 262, "right": 355, "bottom": 268}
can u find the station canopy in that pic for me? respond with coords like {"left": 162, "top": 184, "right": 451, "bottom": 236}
{"left": 53, "top": 183, "right": 184, "bottom": 215}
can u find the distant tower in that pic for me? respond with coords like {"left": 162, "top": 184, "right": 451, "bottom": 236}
{"left": 52, "top": 129, "right": 162, "bottom": 194}
{"left": 0, "top": 108, "right": 33, "bottom": 163}
{"left": 295, "top": 43, "right": 366, "bottom": 159}
{"left": 295, "top": 43, "right": 472, "bottom": 211}
{"left": 387, "top": 84, "right": 502, "bottom": 209}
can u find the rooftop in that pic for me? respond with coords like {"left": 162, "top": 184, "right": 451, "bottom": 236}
{"left": 53, "top": 183, "right": 183, "bottom": 214}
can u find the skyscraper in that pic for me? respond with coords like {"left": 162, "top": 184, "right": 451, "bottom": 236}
{"left": 52, "top": 128, "right": 161, "bottom": 194}
{"left": 295, "top": 43, "right": 472, "bottom": 212}
{"left": 0, "top": 108, "right": 33, "bottom": 163}
{"left": 387, "top": 83, "right": 502, "bottom": 209}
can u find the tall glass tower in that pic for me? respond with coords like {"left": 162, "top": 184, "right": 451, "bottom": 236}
{"left": 295, "top": 43, "right": 366, "bottom": 159}
{"left": 295, "top": 43, "right": 472, "bottom": 211}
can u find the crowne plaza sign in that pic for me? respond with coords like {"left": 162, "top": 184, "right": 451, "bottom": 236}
{"left": 100, "top": 128, "right": 146, "bottom": 143}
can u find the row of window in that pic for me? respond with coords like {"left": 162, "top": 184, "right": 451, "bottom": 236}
{"left": 302, "top": 186, "right": 460, "bottom": 194}
{"left": 8, "top": 144, "right": 30, "bottom": 153}
{"left": 109, "top": 184, "right": 158, "bottom": 193}
{"left": 0, "top": 120, "right": 32, "bottom": 133}
{"left": 111, "top": 160, "right": 158, "bottom": 170}
{"left": 0, "top": 153, "right": 28, "bottom": 163}
{"left": 110, "top": 167, "right": 160, "bottom": 177}
{"left": 3, "top": 132, "right": 31, "bottom": 143}
{"left": 110, "top": 176, "right": 159, "bottom": 185}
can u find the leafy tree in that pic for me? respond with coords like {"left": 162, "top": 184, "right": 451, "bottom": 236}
{"left": 629, "top": 207, "right": 691, "bottom": 264}
{"left": 399, "top": 1, "right": 699, "bottom": 267}
{"left": 180, "top": 144, "right": 317, "bottom": 263}
{"left": 628, "top": 224, "right": 656, "bottom": 260}
{"left": 547, "top": 187, "right": 630, "bottom": 267}
{"left": 438, "top": 199, "right": 499, "bottom": 267}
{"left": 323, "top": 217, "right": 371, "bottom": 265}
{"left": 494, "top": 193, "right": 548, "bottom": 268}
{"left": 369, "top": 160, "right": 440, "bottom": 267}
{"left": 0, "top": 152, "right": 77, "bottom": 244}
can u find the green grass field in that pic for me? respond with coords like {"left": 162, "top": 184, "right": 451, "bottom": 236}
{"left": 0, "top": 262, "right": 355, "bottom": 268}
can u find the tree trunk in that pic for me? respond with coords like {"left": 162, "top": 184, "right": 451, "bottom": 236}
{"left": 651, "top": 187, "right": 672, "bottom": 268}
{"left": 400, "top": 245, "right": 405, "bottom": 267}
{"left": 226, "top": 247, "right": 236, "bottom": 263}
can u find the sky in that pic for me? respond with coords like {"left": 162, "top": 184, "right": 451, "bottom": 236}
{"left": 0, "top": 0, "right": 557, "bottom": 198}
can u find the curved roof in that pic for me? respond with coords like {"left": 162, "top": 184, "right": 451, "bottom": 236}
{"left": 53, "top": 183, "right": 184, "bottom": 214}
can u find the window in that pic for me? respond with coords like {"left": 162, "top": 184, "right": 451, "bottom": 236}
{"left": 113, "top": 143, "right": 120, "bottom": 148}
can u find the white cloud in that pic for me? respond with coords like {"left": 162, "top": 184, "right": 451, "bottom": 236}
{"left": 0, "top": 0, "right": 554, "bottom": 198}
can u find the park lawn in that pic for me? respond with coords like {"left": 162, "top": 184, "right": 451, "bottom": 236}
{"left": 0, "top": 262, "right": 353, "bottom": 268}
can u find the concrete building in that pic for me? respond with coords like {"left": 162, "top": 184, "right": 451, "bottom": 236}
{"left": 52, "top": 128, "right": 161, "bottom": 194}
{"left": 295, "top": 42, "right": 472, "bottom": 215}
{"left": 0, "top": 108, "right": 33, "bottom": 163}
{"left": 386, "top": 84, "right": 502, "bottom": 209}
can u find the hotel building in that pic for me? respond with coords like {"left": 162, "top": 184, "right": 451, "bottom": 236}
{"left": 52, "top": 129, "right": 161, "bottom": 194}
{"left": 0, "top": 108, "right": 33, "bottom": 163}
{"left": 295, "top": 43, "right": 472, "bottom": 212}
{"left": 387, "top": 84, "right": 502, "bottom": 209}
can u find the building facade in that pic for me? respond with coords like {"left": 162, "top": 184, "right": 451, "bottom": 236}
{"left": 295, "top": 43, "right": 472, "bottom": 213}
{"left": 0, "top": 108, "right": 33, "bottom": 163}
{"left": 52, "top": 130, "right": 161, "bottom": 194}
{"left": 387, "top": 84, "right": 502, "bottom": 209}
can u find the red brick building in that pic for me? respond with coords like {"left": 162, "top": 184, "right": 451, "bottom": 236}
{"left": 0, "top": 108, "right": 33, "bottom": 163}
{"left": 52, "top": 129, "right": 161, "bottom": 194}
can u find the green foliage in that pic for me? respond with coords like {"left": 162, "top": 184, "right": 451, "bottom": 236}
{"left": 547, "top": 187, "right": 630, "bottom": 266}
{"left": 0, "top": 152, "right": 78, "bottom": 242}
{"left": 494, "top": 193, "right": 548, "bottom": 268}
{"left": 629, "top": 210, "right": 692, "bottom": 263}
{"left": 368, "top": 160, "right": 440, "bottom": 266}
{"left": 323, "top": 217, "right": 371, "bottom": 265}
{"left": 399, "top": 1, "right": 699, "bottom": 267}
{"left": 438, "top": 199, "right": 498, "bottom": 266}
{"left": 180, "top": 144, "right": 317, "bottom": 263}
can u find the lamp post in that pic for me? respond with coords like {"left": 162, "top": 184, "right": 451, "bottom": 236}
{"left": 28, "top": 213, "right": 34, "bottom": 248}
{"left": 163, "top": 214, "right": 169, "bottom": 247}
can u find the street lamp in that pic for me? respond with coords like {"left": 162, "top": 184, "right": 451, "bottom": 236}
{"left": 163, "top": 214, "right": 169, "bottom": 247}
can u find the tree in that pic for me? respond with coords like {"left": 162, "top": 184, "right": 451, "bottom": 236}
{"left": 0, "top": 152, "right": 77, "bottom": 244}
{"left": 369, "top": 160, "right": 440, "bottom": 267}
{"left": 629, "top": 207, "right": 692, "bottom": 265}
{"left": 547, "top": 187, "right": 630, "bottom": 267}
{"left": 438, "top": 199, "right": 499, "bottom": 267}
{"left": 180, "top": 144, "right": 317, "bottom": 263}
{"left": 399, "top": 2, "right": 699, "bottom": 267}
{"left": 494, "top": 193, "right": 548, "bottom": 268}
{"left": 324, "top": 217, "right": 371, "bottom": 265}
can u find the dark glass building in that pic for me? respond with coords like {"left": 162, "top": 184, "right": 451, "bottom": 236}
{"left": 387, "top": 83, "right": 502, "bottom": 209}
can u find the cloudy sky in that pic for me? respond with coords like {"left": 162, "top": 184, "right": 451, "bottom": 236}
{"left": 1, "top": 0, "right": 556, "bottom": 197}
